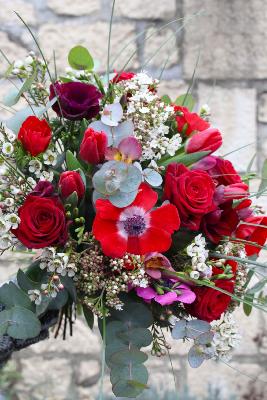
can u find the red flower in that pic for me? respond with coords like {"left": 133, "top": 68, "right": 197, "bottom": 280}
{"left": 185, "top": 128, "right": 222, "bottom": 154}
{"left": 174, "top": 105, "right": 210, "bottom": 136}
{"left": 12, "top": 193, "right": 68, "bottom": 249}
{"left": 92, "top": 183, "right": 180, "bottom": 258}
{"left": 236, "top": 215, "right": 267, "bottom": 256}
{"left": 164, "top": 163, "right": 215, "bottom": 230}
{"left": 79, "top": 128, "right": 107, "bottom": 165}
{"left": 59, "top": 171, "right": 85, "bottom": 200}
{"left": 185, "top": 279, "right": 234, "bottom": 322}
{"left": 201, "top": 202, "right": 239, "bottom": 244}
{"left": 112, "top": 71, "right": 136, "bottom": 83}
{"left": 18, "top": 116, "right": 51, "bottom": 157}
{"left": 195, "top": 156, "right": 242, "bottom": 186}
{"left": 214, "top": 183, "right": 249, "bottom": 205}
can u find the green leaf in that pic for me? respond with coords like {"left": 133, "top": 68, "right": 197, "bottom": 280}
{"left": 118, "top": 327, "right": 153, "bottom": 348}
{"left": 0, "top": 306, "right": 41, "bottom": 339}
{"left": 247, "top": 278, "right": 267, "bottom": 295}
{"left": 175, "top": 93, "right": 195, "bottom": 111}
{"left": 66, "top": 150, "right": 83, "bottom": 171}
{"left": 36, "top": 296, "right": 51, "bottom": 316}
{"left": 0, "top": 282, "right": 34, "bottom": 311}
{"left": 68, "top": 45, "right": 94, "bottom": 71}
{"left": 243, "top": 293, "right": 254, "bottom": 316}
{"left": 257, "top": 159, "right": 267, "bottom": 197}
{"left": 61, "top": 276, "right": 77, "bottom": 302}
{"left": 113, "top": 379, "right": 146, "bottom": 398}
{"left": 110, "top": 364, "right": 148, "bottom": 386}
{"left": 17, "top": 269, "right": 40, "bottom": 292}
{"left": 65, "top": 191, "right": 78, "bottom": 208}
{"left": 3, "top": 69, "right": 37, "bottom": 107}
{"left": 158, "top": 150, "right": 210, "bottom": 167}
{"left": 111, "top": 302, "right": 153, "bottom": 329}
{"left": 188, "top": 345, "right": 206, "bottom": 368}
{"left": 83, "top": 304, "right": 94, "bottom": 329}
{"left": 47, "top": 289, "right": 69, "bottom": 310}
{"left": 110, "top": 348, "right": 148, "bottom": 366}
{"left": 161, "top": 95, "right": 171, "bottom": 105}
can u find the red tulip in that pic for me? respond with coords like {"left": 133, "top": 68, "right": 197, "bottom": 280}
{"left": 59, "top": 171, "right": 85, "bottom": 200}
{"left": 185, "top": 128, "right": 223, "bottom": 154}
{"left": 79, "top": 128, "right": 107, "bottom": 165}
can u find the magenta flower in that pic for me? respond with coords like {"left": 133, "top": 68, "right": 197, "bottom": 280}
{"left": 105, "top": 136, "right": 142, "bottom": 163}
{"left": 136, "top": 284, "right": 196, "bottom": 306}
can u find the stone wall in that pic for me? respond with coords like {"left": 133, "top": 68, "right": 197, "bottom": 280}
{"left": 0, "top": 1, "right": 267, "bottom": 399}
{"left": 0, "top": 0, "right": 267, "bottom": 171}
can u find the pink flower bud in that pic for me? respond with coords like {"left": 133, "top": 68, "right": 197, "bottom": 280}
{"left": 59, "top": 171, "right": 85, "bottom": 200}
{"left": 185, "top": 128, "right": 223, "bottom": 154}
{"left": 79, "top": 128, "right": 108, "bottom": 165}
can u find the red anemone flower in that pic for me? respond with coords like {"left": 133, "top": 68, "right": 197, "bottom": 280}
{"left": 93, "top": 183, "right": 180, "bottom": 258}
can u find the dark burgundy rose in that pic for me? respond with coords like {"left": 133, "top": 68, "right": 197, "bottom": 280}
{"left": 201, "top": 202, "right": 239, "bottom": 243}
{"left": 49, "top": 81, "right": 102, "bottom": 121}
{"left": 31, "top": 181, "right": 56, "bottom": 198}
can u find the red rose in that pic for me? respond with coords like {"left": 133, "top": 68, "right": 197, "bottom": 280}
{"left": 79, "top": 128, "right": 107, "bottom": 165}
{"left": 112, "top": 71, "right": 135, "bottom": 83}
{"left": 164, "top": 163, "right": 215, "bottom": 230}
{"left": 185, "top": 128, "right": 222, "bottom": 154}
{"left": 201, "top": 156, "right": 242, "bottom": 186}
{"left": 201, "top": 202, "right": 239, "bottom": 243}
{"left": 236, "top": 215, "right": 267, "bottom": 256}
{"left": 174, "top": 105, "right": 210, "bottom": 136}
{"left": 185, "top": 279, "right": 234, "bottom": 322}
{"left": 59, "top": 171, "right": 85, "bottom": 200}
{"left": 18, "top": 116, "right": 51, "bottom": 157}
{"left": 12, "top": 194, "right": 68, "bottom": 249}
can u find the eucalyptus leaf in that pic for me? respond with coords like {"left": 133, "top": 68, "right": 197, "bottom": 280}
{"left": 111, "top": 302, "right": 153, "bottom": 329}
{"left": 83, "top": 304, "right": 94, "bottom": 329}
{"left": 3, "top": 70, "right": 37, "bottom": 107}
{"left": 61, "top": 276, "right": 77, "bottom": 302}
{"left": 172, "top": 320, "right": 187, "bottom": 340}
{"left": 186, "top": 320, "right": 211, "bottom": 339}
{"left": 188, "top": 345, "right": 205, "bottom": 368}
{"left": 0, "top": 282, "right": 34, "bottom": 311}
{"left": 110, "top": 363, "right": 148, "bottom": 386}
{"left": 0, "top": 306, "right": 41, "bottom": 340}
{"left": 118, "top": 327, "right": 153, "bottom": 348}
{"left": 112, "top": 379, "right": 145, "bottom": 398}
{"left": 68, "top": 45, "right": 94, "bottom": 71}
{"left": 143, "top": 168, "right": 162, "bottom": 187}
{"left": 110, "top": 348, "right": 148, "bottom": 366}
{"left": 195, "top": 331, "right": 214, "bottom": 345}
{"left": 17, "top": 269, "right": 40, "bottom": 292}
{"left": 47, "top": 289, "right": 69, "bottom": 310}
{"left": 109, "top": 189, "right": 138, "bottom": 208}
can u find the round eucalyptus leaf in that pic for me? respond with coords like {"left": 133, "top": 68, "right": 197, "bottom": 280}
{"left": 120, "top": 165, "right": 142, "bottom": 193}
{"left": 195, "top": 331, "right": 214, "bottom": 345}
{"left": 109, "top": 189, "right": 138, "bottom": 208}
{"left": 2, "top": 306, "right": 41, "bottom": 340}
{"left": 113, "top": 120, "right": 134, "bottom": 147}
{"left": 68, "top": 45, "right": 94, "bottom": 70}
{"left": 172, "top": 319, "right": 187, "bottom": 340}
{"left": 188, "top": 345, "right": 205, "bottom": 368}
{"left": 186, "top": 319, "right": 211, "bottom": 339}
{"left": 112, "top": 378, "right": 145, "bottom": 398}
{"left": 110, "top": 363, "right": 148, "bottom": 386}
{"left": 110, "top": 348, "right": 148, "bottom": 366}
{"left": 118, "top": 327, "right": 153, "bottom": 348}
{"left": 112, "top": 302, "right": 153, "bottom": 329}
{"left": 143, "top": 168, "right": 163, "bottom": 187}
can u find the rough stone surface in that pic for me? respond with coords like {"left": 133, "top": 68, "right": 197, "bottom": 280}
{"left": 116, "top": 0, "right": 176, "bottom": 20}
{"left": 0, "top": 32, "right": 27, "bottom": 75}
{"left": 47, "top": 0, "right": 99, "bottom": 16}
{"left": 183, "top": 0, "right": 267, "bottom": 80}
{"left": 0, "top": 0, "right": 36, "bottom": 25}
{"left": 197, "top": 83, "right": 257, "bottom": 171}
{"left": 258, "top": 92, "right": 267, "bottom": 123}
{"left": 38, "top": 21, "right": 138, "bottom": 73}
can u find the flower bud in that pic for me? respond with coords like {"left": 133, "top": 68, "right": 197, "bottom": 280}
{"left": 185, "top": 128, "right": 223, "bottom": 154}
{"left": 59, "top": 171, "right": 85, "bottom": 201}
{"left": 79, "top": 127, "right": 107, "bottom": 165}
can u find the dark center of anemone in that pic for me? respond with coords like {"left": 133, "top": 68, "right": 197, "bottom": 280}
{"left": 123, "top": 214, "right": 146, "bottom": 236}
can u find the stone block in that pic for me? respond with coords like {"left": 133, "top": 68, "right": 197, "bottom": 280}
{"left": 116, "top": 0, "right": 176, "bottom": 20}
{"left": 158, "top": 79, "right": 188, "bottom": 101}
{"left": 183, "top": 0, "right": 267, "bottom": 79}
{"left": 0, "top": 32, "right": 27, "bottom": 76}
{"left": 0, "top": 0, "right": 36, "bottom": 25}
{"left": 39, "top": 22, "right": 138, "bottom": 73}
{"left": 197, "top": 83, "right": 257, "bottom": 171}
{"left": 47, "top": 0, "right": 99, "bottom": 16}
{"left": 258, "top": 92, "right": 267, "bottom": 123}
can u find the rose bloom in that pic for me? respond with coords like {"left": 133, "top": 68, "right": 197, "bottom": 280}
{"left": 49, "top": 81, "right": 102, "bottom": 121}
{"left": 93, "top": 183, "right": 180, "bottom": 258}
{"left": 185, "top": 279, "right": 234, "bottom": 322}
{"left": 201, "top": 202, "right": 239, "bottom": 244}
{"left": 193, "top": 156, "right": 242, "bottom": 186}
{"left": 164, "top": 163, "right": 215, "bottom": 230}
{"left": 18, "top": 116, "right": 51, "bottom": 156}
{"left": 31, "top": 181, "right": 56, "bottom": 198}
{"left": 12, "top": 191, "right": 68, "bottom": 249}
{"left": 185, "top": 128, "right": 222, "bottom": 154}
{"left": 59, "top": 171, "right": 85, "bottom": 200}
{"left": 79, "top": 128, "right": 107, "bottom": 165}
{"left": 112, "top": 71, "right": 135, "bottom": 83}
{"left": 236, "top": 215, "right": 267, "bottom": 256}
{"left": 174, "top": 105, "right": 210, "bottom": 136}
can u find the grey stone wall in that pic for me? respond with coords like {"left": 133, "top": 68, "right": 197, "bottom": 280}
{"left": 1, "top": 0, "right": 267, "bottom": 171}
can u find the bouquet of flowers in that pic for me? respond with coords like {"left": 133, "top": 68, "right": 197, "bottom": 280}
{"left": 0, "top": 14, "right": 267, "bottom": 399}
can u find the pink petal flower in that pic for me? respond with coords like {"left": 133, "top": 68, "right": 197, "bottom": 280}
{"left": 176, "top": 284, "right": 196, "bottom": 304}
{"left": 118, "top": 136, "right": 142, "bottom": 161}
{"left": 154, "top": 292, "right": 178, "bottom": 306}
{"left": 136, "top": 286, "right": 156, "bottom": 301}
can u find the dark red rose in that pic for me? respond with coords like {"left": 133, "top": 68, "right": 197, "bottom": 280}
{"left": 12, "top": 195, "right": 68, "bottom": 249}
{"left": 112, "top": 71, "right": 135, "bottom": 83}
{"left": 185, "top": 279, "right": 234, "bottom": 322}
{"left": 236, "top": 215, "right": 267, "bottom": 256}
{"left": 31, "top": 181, "right": 56, "bottom": 198}
{"left": 18, "top": 116, "right": 51, "bottom": 157}
{"left": 164, "top": 163, "right": 215, "bottom": 230}
{"left": 201, "top": 202, "right": 239, "bottom": 243}
{"left": 174, "top": 105, "right": 210, "bottom": 136}
{"left": 79, "top": 127, "right": 107, "bottom": 165}
{"left": 185, "top": 128, "right": 222, "bottom": 154}
{"left": 59, "top": 171, "right": 85, "bottom": 200}
{"left": 195, "top": 156, "right": 242, "bottom": 186}
{"left": 49, "top": 81, "right": 102, "bottom": 121}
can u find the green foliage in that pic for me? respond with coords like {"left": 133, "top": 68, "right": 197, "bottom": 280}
{"left": 104, "top": 300, "right": 153, "bottom": 398}
{"left": 66, "top": 150, "right": 83, "bottom": 171}
{"left": 158, "top": 151, "right": 210, "bottom": 168}
{"left": 174, "top": 93, "right": 195, "bottom": 111}
{"left": 83, "top": 304, "right": 94, "bottom": 329}
{"left": 17, "top": 269, "right": 40, "bottom": 292}
{"left": 0, "top": 306, "right": 41, "bottom": 339}
{"left": 161, "top": 94, "right": 171, "bottom": 105}
{"left": 68, "top": 45, "right": 94, "bottom": 71}
{"left": 0, "top": 282, "right": 34, "bottom": 312}
{"left": 3, "top": 69, "right": 37, "bottom": 107}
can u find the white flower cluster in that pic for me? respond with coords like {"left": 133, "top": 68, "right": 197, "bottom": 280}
{"left": 110, "top": 254, "right": 149, "bottom": 289}
{"left": 120, "top": 72, "right": 182, "bottom": 160}
{"left": 28, "top": 289, "right": 42, "bottom": 305}
{"left": 211, "top": 312, "right": 241, "bottom": 361}
{"left": 28, "top": 149, "right": 56, "bottom": 182}
{"left": 40, "top": 248, "right": 77, "bottom": 278}
{"left": 186, "top": 234, "right": 212, "bottom": 279}
{"left": 12, "top": 51, "right": 36, "bottom": 76}
{"left": 0, "top": 125, "right": 16, "bottom": 157}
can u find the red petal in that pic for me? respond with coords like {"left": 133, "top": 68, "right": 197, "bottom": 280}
{"left": 150, "top": 204, "right": 180, "bottom": 233}
{"left": 138, "top": 227, "right": 172, "bottom": 254}
{"left": 131, "top": 183, "right": 158, "bottom": 211}
{"left": 95, "top": 199, "right": 121, "bottom": 221}
{"left": 100, "top": 232, "right": 127, "bottom": 257}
